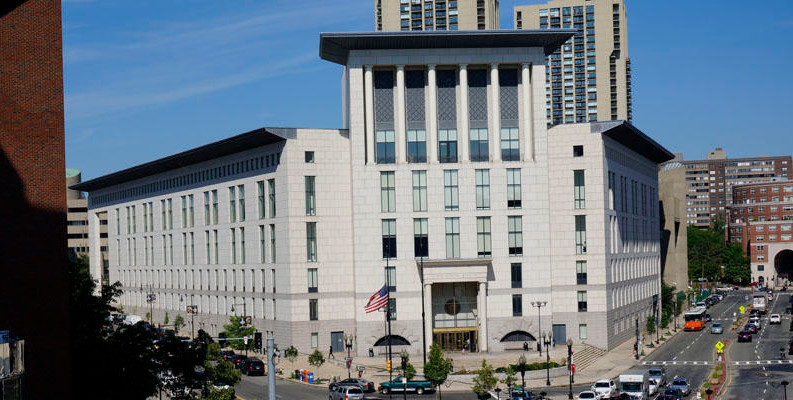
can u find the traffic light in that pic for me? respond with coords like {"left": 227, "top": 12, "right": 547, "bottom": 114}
{"left": 386, "top": 359, "right": 391, "bottom": 371}
{"left": 254, "top": 332, "right": 262, "bottom": 350}
{"left": 218, "top": 332, "right": 227, "bottom": 348}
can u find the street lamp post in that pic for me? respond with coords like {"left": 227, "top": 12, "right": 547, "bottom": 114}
{"left": 494, "top": 387, "right": 501, "bottom": 399}
{"left": 782, "top": 380, "right": 789, "bottom": 400}
{"left": 567, "top": 338, "right": 573, "bottom": 399}
{"left": 400, "top": 351, "right": 409, "bottom": 400}
{"left": 531, "top": 301, "right": 547, "bottom": 355}
{"left": 344, "top": 334, "right": 355, "bottom": 379}
{"left": 518, "top": 354, "right": 527, "bottom": 396}
{"left": 419, "top": 241, "right": 428, "bottom": 368}
{"left": 542, "top": 332, "right": 552, "bottom": 386}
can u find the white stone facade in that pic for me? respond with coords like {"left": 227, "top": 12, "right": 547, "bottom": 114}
{"left": 82, "top": 32, "right": 669, "bottom": 356}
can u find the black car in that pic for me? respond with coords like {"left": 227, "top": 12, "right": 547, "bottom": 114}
{"left": 705, "top": 313, "right": 712, "bottom": 322}
{"left": 240, "top": 358, "right": 266, "bottom": 376}
{"left": 738, "top": 330, "right": 752, "bottom": 342}
{"left": 219, "top": 350, "right": 236, "bottom": 361}
{"left": 228, "top": 354, "right": 246, "bottom": 369}
{"left": 744, "top": 324, "right": 758, "bottom": 334}
{"left": 329, "top": 378, "right": 376, "bottom": 393}
{"left": 663, "top": 388, "right": 683, "bottom": 400}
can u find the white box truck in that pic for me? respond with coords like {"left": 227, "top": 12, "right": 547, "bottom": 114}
{"left": 618, "top": 370, "right": 649, "bottom": 400}
{"left": 753, "top": 293, "right": 768, "bottom": 314}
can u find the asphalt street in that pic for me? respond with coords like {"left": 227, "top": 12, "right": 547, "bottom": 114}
{"left": 722, "top": 292, "right": 793, "bottom": 400}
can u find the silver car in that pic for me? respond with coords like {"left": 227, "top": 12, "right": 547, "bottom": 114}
{"left": 710, "top": 322, "right": 723, "bottom": 334}
{"left": 329, "top": 385, "right": 365, "bottom": 400}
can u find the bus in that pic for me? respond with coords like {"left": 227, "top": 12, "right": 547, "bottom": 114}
{"left": 684, "top": 307, "right": 707, "bottom": 331}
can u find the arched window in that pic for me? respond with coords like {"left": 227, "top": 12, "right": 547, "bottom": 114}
{"left": 500, "top": 331, "right": 536, "bottom": 342}
{"left": 373, "top": 335, "right": 411, "bottom": 346}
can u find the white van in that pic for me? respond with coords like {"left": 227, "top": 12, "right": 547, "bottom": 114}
{"left": 123, "top": 315, "right": 143, "bottom": 325}
{"left": 618, "top": 370, "right": 649, "bottom": 400}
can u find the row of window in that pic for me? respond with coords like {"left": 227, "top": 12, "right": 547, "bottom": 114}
{"left": 375, "top": 128, "right": 521, "bottom": 164}
{"left": 123, "top": 291, "right": 280, "bottom": 321}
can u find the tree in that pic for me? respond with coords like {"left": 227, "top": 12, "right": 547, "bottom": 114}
{"left": 222, "top": 316, "right": 256, "bottom": 351}
{"left": 284, "top": 345, "right": 299, "bottom": 365}
{"left": 146, "top": 311, "right": 151, "bottom": 322}
{"left": 308, "top": 349, "right": 325, "bottom": 367}
{"left": 687, "top": 225, "right": 724, "bottom": 282}
{"left": 646, "top": 315, "right": 656, "bottom": 336}
{"left": 472, "top": 359, "right": 498, "bottom": 398}
{"left": 500, "top": 365, "right": 518, "bottom": 390}
{"left": 424, "top": 344, "right": 453, "bottom": 399}
{"left": 396, "top": 353, "right": 417, "bottom": 381}
{"left": 164, "top": 311, "right": 170, "bottom": 325}
{"left": 174, "top": 314, "right": 186, "bottom": 334}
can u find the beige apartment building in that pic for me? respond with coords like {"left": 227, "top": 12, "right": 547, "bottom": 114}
{"left": 67, "top": 168, "right": 109, "bottom": 282}
{"left": 376, "top": 0, "right": 499, "bottom": 31}
{"left": 514, "top": 0, "right": 632, "bottom": 126}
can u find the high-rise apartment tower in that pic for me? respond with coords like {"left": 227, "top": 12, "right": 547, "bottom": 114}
{"left": 376, "top": 0, "right": 499, "bottom": 31}
{"left": 514, "top": 0, "right": 632, "bottom": 126}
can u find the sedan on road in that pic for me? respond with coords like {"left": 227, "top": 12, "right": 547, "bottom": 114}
{"left": 329, "top": 378, "right": 376, "bottom": 393}
{"left": 591, "top": 379, "right": 617, "bottom": 398}
{"left": 710, "top": 322, "right": 723, "bottom": 334}
{"left": 668, "top": 378, "right": 690, "bottom": 396}
{"left": 240, "top": 358, "right": 265, "bottom": 376}
{"left": 576, "top": 391, "right": 597, "bottom": 399}
{"left": 744, "top": 324, "right": 758, "bottom": 334}
{"left": 661, "top": 389, "right": 683, "bottom": 400}
{"left": 329, "top": 386, "right": 365, "bottom": 400}
{"left": 737, "top": 330, "right": 753, "bottom": 342}
{"left": 770, "top": 314, "right": 782, "bottom": 324}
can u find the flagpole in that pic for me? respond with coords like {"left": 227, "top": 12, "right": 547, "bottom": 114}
{"left": 385, "top": 241, "right": 393, "bottom": 388}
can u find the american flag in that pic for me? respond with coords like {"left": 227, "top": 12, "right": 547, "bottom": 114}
{"left": 365, "top": 284, "right": 389, "bottom": 314}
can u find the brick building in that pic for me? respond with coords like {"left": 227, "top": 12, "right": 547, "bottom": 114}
{"left": 728, "top": 180, "right": 793, "bottom": 287}
{"left": 0, "top": 0, "right": 71, "bottom": 398}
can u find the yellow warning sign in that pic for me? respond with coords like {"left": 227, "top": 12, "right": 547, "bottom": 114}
{"left": 739, "top": 306, "right": 746, "bottom": 314}
{"left": 715, "top": 341, "right": 724, "bottom": 353}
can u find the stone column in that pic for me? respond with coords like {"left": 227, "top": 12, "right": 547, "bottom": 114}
{"left": 395, "top": 65, "right": 407, "bottom": 164}
{"left": 521, "top": 63, "right": 534, "bottom": 161}
{"left": 489, "top": 63, "right": 501, "bottom": 162}
{"left": 89, "top": 211, "right": 102, "bottom": 294}
{"left": 478, "top": 281, "right": 488, "bottom": 352}
{"left": 364, "top": 65, "right": 375, "bottom": 164}
{"left": 424, "top": 283, "right": 433, "bottom": 355}
{"left": 458, "top": 64, "right": 470, "bottom": 163}
{"left": 427, "top": 64, "right": 438, "bottom": 164}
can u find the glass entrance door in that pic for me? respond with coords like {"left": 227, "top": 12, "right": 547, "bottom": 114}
{"left": 433, "top": 329, "right": 477, "bottom": 352}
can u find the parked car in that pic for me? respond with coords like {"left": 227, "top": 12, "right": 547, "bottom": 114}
{"left": 329, "top": 385, "right": 365, "bottom": 400}
{"left": 738, "top": 330, "right": 753, "bottom": 342}
{"left": 510, "top": 388, "right": 536, "bottom": 400}
{"left": 662, "top": 388, "right": 683, "bottom": 400}
{"left": 329, "top": 378, "right": 375, "bottom": 393}
{"left": 240, "top": 358, "right": 265, "bottom": 376}
{"left": 668, "top": 378, "right": 690, "bottom": 396}
{"left": 771, "top": 314, "right": 782, "bottom": 324}
{"left": 591, "top": 379, "right": 617, "bottom": 398}
{"left": 378, "top": 376, "right": 434, "bottom": 395}
{"left": 648, "top": 367, "right": 666, "bottom": 386}
{"left": 710, "top": 322, "right": 724, "bottom": 334}
{"left": 576, "top": 391, "right": 597, "bottom": 399}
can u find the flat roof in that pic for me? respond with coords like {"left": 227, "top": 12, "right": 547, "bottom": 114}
{"left": 71, "top": 127, "right": 295, "bottom": 192}
{"left": 591, "top": 121, "right": 675, "bottom": 164}
{"left": 319, "top": 30, "right": 577, "bottom": 65}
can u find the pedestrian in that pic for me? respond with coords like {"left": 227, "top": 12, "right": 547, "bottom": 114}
{"left": 523, "top": 341, "right": 529, "bottom": 352}
{"left": 552, "top": 336, "right": 556, "bottom": 347}
{"left": 329, "top": 345, "right": 334, "bottom": 359}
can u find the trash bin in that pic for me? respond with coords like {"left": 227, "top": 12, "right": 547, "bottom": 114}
{"left": 307, "top": 372, "right": 315, "bottom": 383}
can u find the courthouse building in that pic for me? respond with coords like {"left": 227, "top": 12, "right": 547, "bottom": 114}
{"left": 73, "top": 30, "right": 672, "bottom": 354}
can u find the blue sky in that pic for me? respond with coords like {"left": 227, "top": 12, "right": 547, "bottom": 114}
{"left": 64, "top": 1, "right": 793, "bottom": 180}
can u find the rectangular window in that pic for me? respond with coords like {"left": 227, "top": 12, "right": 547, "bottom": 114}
{"left": 575, "top": 215, "right": 587, "bottom": 254}
{"left": 376, "top": 130, "right": 396, "bottom": 164}
{"left": 160, "top": 200, "right": 165, "bottom": 230}
{"left": 444, "top": 170, "right": 459, "bottom": 211}
{"left": 512, "top": 294, "right": 523, "bottom": 317}
{"left": 577, "top": 291, "right": 588, "bottom": 312}
{"left": 189, "top": 195, "right": 194, "bottom": 227}
{"left": 238, "top": 184, "right": 245, "bottom": 221}
{"left": 576, "top": 261, "right": 587, "bottom": 285}
{"left": 212, "top": 190, "right": 219, "bottom": 224}
{"left": 307, "top": 268, "right": 318, "bottom": 293}
{"left": 257, "top": 181, "right": 265, "bottom": 219}
{"left": 574, "top": 170, "right": 586, "bottom": 209}
{"left": 414, "top": 218, "right": 428, "bottom": 258}
{"left": 475, "top": 169, "right": 490, "bottom": 210}
{"left": 309, "top": 299, "right": 318, "bottom": 321}
{"left": 131, "top": 206, "right": 136, "bottom": 233}
{"left": 511, "top": 263, "right": 522, "bottom": 288}
{"left": 438, "top": 129, "right": 458, "bottom": 163}
{"left": 500, "top": 128, "right": 520, "bottom": 161}
{"left": 240, "top": 227, "right": 245, "bottom": 264}
{"left": 476, "top": 217, "right": 491, "bottom": 258}
{"left": 412, "top": 171, "right": 427, "bottom": 212}
{"left": 268, "top": 179, "right": 276, "bottom": 218}
{"left": 608, "top": 172, "right": 616, "bottom": 210}
{"left": 382, "top": 219, "right": 397, "bottom": 259}
{"left": 381, "top": 171, "right": 396, "bottom": 212}
{"left": 305, "top": 151, "right": 315, "bottom": 163}
{"left": 269, "top": 224, "right": 276, "bottom": 263}
{"left": 181, "top": 196, "right": 187, "bottom": 228}
{"left": 213, "top": 230, "right": 219, "bottom": 264}
{"left": 205, "top": 231, "right": 211, "bottom": 264}
{"left": 231, "top": 228, "right": 237, "bottom": 264}
{"left": 190, "top": 232, "right": 194, "bottom": 264}
{"left": 507, "top": 168, "right": 522, "bottom": 208}
{"left": 116, "top": 209, "right": 120, "bottom": 235}
{"left": 204, "top": 192, "right": 210, "bottom": 225}
{"left": 306, "top": 222, "right": 317, "bottom": 262}
{"left": 445, "top": 217, "right": 460, "bottom": 258}
{"left": 573, "top": 145, "right": 584, "bottom": 157}
{"left": 311, "top": 332, "right": 318, "bottom": 348}
{"left": 470, "top": 128, "right": 489, "bottom": 162}
{"left": 387, "top": 298, "right": 397, "bottom": 321}
{"left": 143, "top": 203, "right": 148, "bottom": 232}
{"left": 579, "top": 324, "right": 587, "bottom": 339}
{"left": 508, "top": 216, "right": 523, "bottom": 256}
{"left": 167, "top": 199, "right": 173, "bottom": 229}
{"left": 259, "top": 225, "right": 266, "bottom": 263}
{"left": 407, "top": 130, "right": 427, "bottom": 163}
{"left": 386, "top": 266, "right": 397, "bottom": 292}
{"left": 229, "top": 186, "right": 237, "bottom": 223}
{"left": 305, "top": 176, "right": 316, "bottom": 216}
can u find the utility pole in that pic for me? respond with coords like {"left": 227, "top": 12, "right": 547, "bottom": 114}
{"left": 419, "top": 240, "right": 427, "bottom": 368}
{"left": 267, "top": 335, "right": 276, "bottom": 400}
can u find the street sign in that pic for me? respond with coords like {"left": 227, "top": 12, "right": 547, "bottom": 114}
{"left": 146, "top": 294, "right": 156, "bottom": 303}
{"left": 356, "top": 366, "right": 366, "bottom": 372}
{"left": 244, "top": 336, "right": 249, "bottom": 345}
{"left": 187, "top": 305, "right": 199, "bottom": 315}
{"left": 715, "top": 341, "right": 724, "bottom": 353}
{"left": 739, "top": 305, "right": 746, "bottom": 314}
